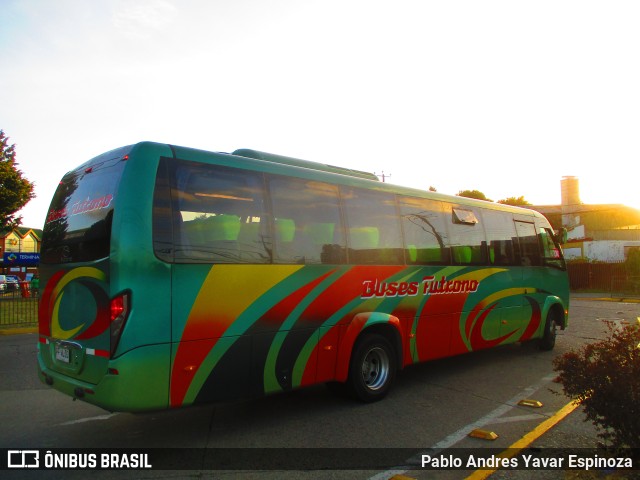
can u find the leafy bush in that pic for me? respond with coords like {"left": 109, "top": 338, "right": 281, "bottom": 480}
{"left": 553, "top": 319, "right": 640, "bottom": 450}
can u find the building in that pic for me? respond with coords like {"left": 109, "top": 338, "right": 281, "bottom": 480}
{"left": 531, "top": 177, "right": 640, "bottom": 263}
{"left": 0, "top": 226, "right": 42, "bottom": 279}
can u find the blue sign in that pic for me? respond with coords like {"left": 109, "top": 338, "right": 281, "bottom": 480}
{"left": 3, "top": 252, "right": 40, "bottom": 266}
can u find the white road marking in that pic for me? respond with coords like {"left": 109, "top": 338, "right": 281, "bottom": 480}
{"left": 57, "top": 413, "right": 119, "bottom": 426}
{"left": 490, "top": 413, "right": 549, "bottom": 424}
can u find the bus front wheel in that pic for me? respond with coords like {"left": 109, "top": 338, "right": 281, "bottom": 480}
{"left": 347, "top": 333, "right": 396, "bottom": 402}
{"left": 539, "top": 310, "right": 559, "bottom": 351}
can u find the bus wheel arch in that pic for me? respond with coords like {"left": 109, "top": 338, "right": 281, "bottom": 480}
{"left": 539, "top": 303, "right": 564, "bottom": 351}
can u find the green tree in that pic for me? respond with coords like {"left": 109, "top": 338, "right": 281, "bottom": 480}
{"left": 497, "top": 196, "right": 531, "bottom": 206}
{"left": 0, "top": 130, "right": 35, "bottom": 227}
{"left": 456, "top": 189, "right": 492, "bottom": 202}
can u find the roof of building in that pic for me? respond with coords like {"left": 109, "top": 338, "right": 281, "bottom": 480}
{"left": 0, "top": 227, "right": 43, "bottom": 240}
{"left": 531, "top": 204, "right": 640, "bottom": 232}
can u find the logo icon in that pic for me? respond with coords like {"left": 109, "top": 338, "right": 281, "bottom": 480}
{"left": 7, "top": 450, "right": 39, "bottom": 468}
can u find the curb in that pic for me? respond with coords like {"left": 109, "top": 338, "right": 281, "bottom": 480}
{"left": 574, "top": 296, "right": 640, "bottom": 304}
{"left": 0, "top": 326, "right": 38, "bottom": 335}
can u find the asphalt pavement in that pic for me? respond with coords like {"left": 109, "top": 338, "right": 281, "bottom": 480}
{"left": 466, "top": 292, "right": 639, "bottom": 480}
{"left": 2, "top": 293, "right": 638, "bottom": 479}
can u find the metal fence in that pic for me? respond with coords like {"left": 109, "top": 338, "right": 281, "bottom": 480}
{"left": 0, "top": 287, "right": 38, "bottom": 327}
{"left": 567, "top": 261, "right": 640, "bottom": 296}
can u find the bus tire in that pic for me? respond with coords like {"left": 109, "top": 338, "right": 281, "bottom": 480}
{"left": 539, "top": 310, "right": 558, "bottom": 351}
{"left": 347, "top": 333, "right": 396, "bottom": 402}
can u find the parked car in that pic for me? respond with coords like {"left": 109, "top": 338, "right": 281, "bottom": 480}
{"left": 5, "top": 275, "right": 20, "bottom": 291}
{"left": 0, "top": 275, "right": 21, "bottom": 292}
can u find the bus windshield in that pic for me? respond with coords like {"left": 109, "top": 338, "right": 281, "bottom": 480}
{"left": 41, "top": 149, "right": 129, "bottom": 264}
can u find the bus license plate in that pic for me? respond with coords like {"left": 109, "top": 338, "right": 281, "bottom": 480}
{"left": 55, "top": 345, "right": 70, "bottom": 363}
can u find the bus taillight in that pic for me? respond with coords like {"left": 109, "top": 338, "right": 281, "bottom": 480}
{"left": 109, "top": 292, "right": 131, "bottom": 358}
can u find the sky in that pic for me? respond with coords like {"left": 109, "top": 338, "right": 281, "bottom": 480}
{"left": 1, "top": 0, "right": 639, "bottom": 229}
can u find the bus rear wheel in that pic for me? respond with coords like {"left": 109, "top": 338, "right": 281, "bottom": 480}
{"left": 347, "top": 333, "right": 396, "bottom": 402}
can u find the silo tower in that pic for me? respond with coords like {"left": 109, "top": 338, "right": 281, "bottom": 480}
{"left": 561, "top": 176, "right": 581, "bottom": 207}
{"left": 561, "top": 176, "right": 581, "bottom": 227}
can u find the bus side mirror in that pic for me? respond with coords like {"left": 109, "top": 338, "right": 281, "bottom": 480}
{"left": 554, "top": 228, "right": 568, "bottom": 245}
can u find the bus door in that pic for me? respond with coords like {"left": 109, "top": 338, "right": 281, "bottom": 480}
{"left": 482, "top": 211, "right": 524, "bottom": 342}
{"left": 513, "top": 219, "right": 544, "bottom": 338}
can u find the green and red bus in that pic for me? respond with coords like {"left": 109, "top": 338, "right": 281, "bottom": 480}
{"left": 37, "top": 142, "right": 569, "bottom": 412}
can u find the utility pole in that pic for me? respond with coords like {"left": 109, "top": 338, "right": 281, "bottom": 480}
{"left": 375, "top": 171, "right": 392, "bottom": 183}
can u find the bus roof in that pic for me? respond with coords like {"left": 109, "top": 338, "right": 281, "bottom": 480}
{"left": 232, "top": 149, "right": 380, "bottom": 181}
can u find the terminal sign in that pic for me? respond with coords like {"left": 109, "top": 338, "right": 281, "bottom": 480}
{"left": 3, "top": 253, "right": 40, "bottom": 266}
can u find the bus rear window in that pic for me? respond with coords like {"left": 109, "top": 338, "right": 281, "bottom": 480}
{"left": 41, "top": 152, "right": 128, "bottom": 264}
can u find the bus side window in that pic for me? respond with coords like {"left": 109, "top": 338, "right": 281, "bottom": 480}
{"left": 399, "top": 196, "right": 449, "bottom": 264}
{"left": 449, "top": 206, "right": 487, "bottom": 265}
{"left": 515, "top": 221, "right": 541, "bottom": 267}
{"left": 153, "top": 159, "right": 174, "bottom": 262}
{"left": 168, "top": 160, "right": 270, "bottom": 264}
{"left": 269, "top": 176, "right": 346, "bottom": 264}
{"left": 482, "top": 210, "right": 517, "bottom": 266}
{"left": 342, "top": 188, "right": 403, "bottom": 265}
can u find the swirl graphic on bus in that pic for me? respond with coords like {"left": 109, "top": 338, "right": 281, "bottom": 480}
{"left": 42, "top": 267, "right": 110, "bottom": 340}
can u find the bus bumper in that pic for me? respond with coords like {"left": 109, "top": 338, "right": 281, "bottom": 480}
{"left": 37, "top": 343, "right": 170, "bottom": 413}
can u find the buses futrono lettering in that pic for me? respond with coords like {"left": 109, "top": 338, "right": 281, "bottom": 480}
{"left": 361, "top": 276, "right": 480, "bottom": 299}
